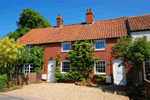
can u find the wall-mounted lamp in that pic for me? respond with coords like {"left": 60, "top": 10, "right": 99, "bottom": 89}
{"left": 50, "top": 56, "right": 53, "bottom": 60}
{"left": 108, "top": 63, "right": 111, "bottom": 66}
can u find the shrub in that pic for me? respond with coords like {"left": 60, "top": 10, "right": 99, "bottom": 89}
{"left": 11, "top": 84, "right": 17, "bottom": 88}
{"left": 0, "top": 75, "right": 8, "bottom": 92}
{"left": 94, "top": 74, "right": 105, "bottom": 82}
{"left": 34, "top": 67, "right": 41, "bottom": 73}
{"left": 126, "top": 80, "right": 145, "bottom": 99}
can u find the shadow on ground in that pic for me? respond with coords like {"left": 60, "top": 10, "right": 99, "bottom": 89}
{"left": 87, "top": 84, "right": 126, "bottom": 96}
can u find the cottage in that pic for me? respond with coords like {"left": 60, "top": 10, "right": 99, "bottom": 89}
{"left": 17, "top": 9, "right": 150, "bottom": 85}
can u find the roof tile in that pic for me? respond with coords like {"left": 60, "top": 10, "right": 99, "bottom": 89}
{"left": 128, "top": 14, "right": 150, "bottom": 31}
{"left": 18, "top": 17, "right": 128, "bottom": 45}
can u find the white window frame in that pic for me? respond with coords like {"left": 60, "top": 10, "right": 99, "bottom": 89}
{"left": 94, "top": 40, "right": 106, "bottom": 51}
{"left": 61, "top": 60, "right": 71, "bottom": 73}
{"left": 61, "top": 42, "right": 71, "bottom": 52}
{"left": 22, "top": 63, "right": 35, "bottom": 73}
{"left": 94, "top": 60, "right": 106, "bottom": 75}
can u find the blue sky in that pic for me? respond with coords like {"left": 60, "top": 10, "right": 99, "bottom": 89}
{"left": 0, "top": 0, "right": 150, "bottom": 39}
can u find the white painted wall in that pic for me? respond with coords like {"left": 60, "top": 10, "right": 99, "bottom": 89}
{"left": 131, "top": 31, "right": 150, "bottom": 41}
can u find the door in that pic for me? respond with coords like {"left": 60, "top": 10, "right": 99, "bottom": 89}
{"left": 113, "top": 59, "right": 126, "bottom": 85}
{"left": 47, "top": 61, "right": 56, "bottom": 82}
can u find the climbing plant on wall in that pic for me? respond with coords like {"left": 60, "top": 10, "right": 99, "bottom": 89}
{"left": 54, "top": 40, "right": 98, "bottom": 83}
{"left": 66, "top": 40, "right": 98, "bottom": 83}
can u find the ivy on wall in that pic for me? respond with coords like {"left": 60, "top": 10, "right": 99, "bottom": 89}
{"left": 54, "top": 40, "right": 99, "bottom": 83}
{"left": 21, "top": 45, "right": 45, "bottom": 73}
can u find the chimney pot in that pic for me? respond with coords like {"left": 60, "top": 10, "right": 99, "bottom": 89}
{"left": 87, "top": 9, "right": 89, "bottom": 12}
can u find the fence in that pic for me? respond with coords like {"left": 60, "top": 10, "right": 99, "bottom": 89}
{"left": 12, "top": 72, "right": 42, "bottom": 85}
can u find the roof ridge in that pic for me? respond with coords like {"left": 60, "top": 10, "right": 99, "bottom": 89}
{"left": 129, "top": 14, "right": 150, "bottom": 18}
{"left": 95, "top": 16, "right": 129, "bottom": 22}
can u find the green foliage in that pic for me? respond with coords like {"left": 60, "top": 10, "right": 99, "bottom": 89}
{"left": 111, "top": 36, "right": 150, "bottom": 66}
{"left": 7, "top": 27, "right": 31, "bottom": 41}
{"left": 11, "top": 84, "right": 17, "bottom": 88}
{"left": 126, "top": 80, "right": 145, "bottom": 98}
{"left": 0, "top": 75, "right": 8, "bottom": 92}
{"left": 22, "top": 45, "right": 45, "bottom": 72}
{"left": 6, "top": 8, "right": 51, "bottom": 40}
{"left": 66, "top": 40, "right": 98, "bottom": 83}
{"left": 54, "top": 53, "right": 63, "bottom": 82}
{"left": 34, "top": 67, "right": 41, "bottom": 73}
{"left": 0, "top": 37, "right": 26, "bottom": 85}
{"left": 54, "top": 40, "right": 98, "bottom": 83}
{"left": 94, "top": 74, "right": 105, "bottom": 82}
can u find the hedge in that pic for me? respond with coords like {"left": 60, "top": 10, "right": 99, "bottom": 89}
{"left": 0, "top": 74, "right": 7, "bottom": 92}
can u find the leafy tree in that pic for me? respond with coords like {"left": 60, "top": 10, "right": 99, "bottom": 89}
{"left": 0, "top": 37, "right": 26, "bottom": 87}
{"left": 111, "top": 36, "right": 150, "bottom": 66}
{"left": 16, "top": 8, "right": 51, "bottom": 29}
{"left": 21, "top": 45, "right": 45, "bottom": 73}
{"left": 7, "top": 27, "right": 30, "bottom": 40}
{"left": 7, "top": 8, "right": 51, "bottom": 40}
{"left": 66, "top": 40, "right": 98, "bottom": 83}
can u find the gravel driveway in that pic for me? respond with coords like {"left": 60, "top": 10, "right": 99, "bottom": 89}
{"left": 5, "top": 83, "right": 129, "bottom": 100}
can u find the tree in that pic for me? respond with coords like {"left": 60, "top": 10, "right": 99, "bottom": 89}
{"left": 111, "top": 36, "right": 150, "bottom": 99}
{"left": 111, "top": 36, "right": 150, "bottom": 66}
{"left": 16, "top": 8, "right": 51, "bottom": 29}
{"left": 0, "top": 37, "right": 26, "bottom": 87}
{"left": 22, "top": 45, "right": 45, "bottom": 73}
{"left": 7, "top": 8, "right": 51, "bottom": 40}
{"left": 66, "top": 40, "right": 98, "bottom": 83}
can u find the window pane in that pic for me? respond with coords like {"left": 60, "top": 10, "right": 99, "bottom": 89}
{"left": 95, "top": 41, "right": 105, "bottom": 49}
{"left": 96, "top": 61, "right": 106, "bottom": 74}
{"left": 62, "top": 62, "right": 70, "bottom": 73}
{"left": 62, "top": 43, "right": 71, "bottom": 51}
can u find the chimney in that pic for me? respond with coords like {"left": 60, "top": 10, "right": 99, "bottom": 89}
{"left": 57, "top": 14, "right": 63, "bottom": 27}
{"left": 86, "top": 8, "right": 94, "bottom": 24}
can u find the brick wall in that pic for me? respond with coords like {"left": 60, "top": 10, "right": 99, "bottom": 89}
{"left": 43, "top": 38, "right": 133, "bottom": 84}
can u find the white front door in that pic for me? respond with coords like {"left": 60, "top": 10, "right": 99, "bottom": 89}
{"left": 47, "top": 61, "right": 56, "bottom": 82}
{"left": 113, "top": 59, "right": 126, "bottom": 85}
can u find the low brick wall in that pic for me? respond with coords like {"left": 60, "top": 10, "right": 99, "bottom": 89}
{"left": 145, "top": 80, "right": 150, "bottom": 99}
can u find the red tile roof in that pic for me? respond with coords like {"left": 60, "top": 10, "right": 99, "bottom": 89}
{"left": 18, "top": 17, "right": 128, "bottom": 45}
{"left": 128, "top": 14, "right": 150, "bottom": 31}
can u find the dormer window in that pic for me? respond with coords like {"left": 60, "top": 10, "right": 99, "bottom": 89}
{"left": 61, "top": 42, "right": 71, "bottom": 52}
{"left": 94, "top": 40, "right": 106, "bottom": 50}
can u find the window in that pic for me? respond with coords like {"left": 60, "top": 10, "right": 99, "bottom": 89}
{"left": 23, "top": 63, "right": 35, "bottom": 73}
{"left": 26, "top": 45, "right": 33, "bottom": 51}
{"left": 145, "top": 61, "right": 150, "bottom": 80}
{"left": 94, "top": 40, "right": 106, "bottom": 50}
{"left": 94, "top": 60, "right": 106, "bottom": 74}
{"left": 61, "top": 42, "right": 71, "bottom": 52}
{"left": 61, "top": 60, "right": 71, "bottom": 73}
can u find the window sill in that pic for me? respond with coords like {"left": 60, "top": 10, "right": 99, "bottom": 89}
{"left": 94, "top": 73, "right": 106, "bottom": 75}
{"left": 61, "top": 50, "right": 71, "bottom": 52}
{"left": 94, "top": 49, "right": 106, "bottom": 51}
{"left": 61, "top": 72, "right": 69, "bottom": 74}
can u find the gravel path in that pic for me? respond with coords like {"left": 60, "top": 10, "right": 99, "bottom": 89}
{"left": 6, "top": 83, "right": 129, "bottom": 100}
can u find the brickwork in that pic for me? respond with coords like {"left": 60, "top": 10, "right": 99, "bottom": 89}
{"left": 43, "top": 38, "right": 134, "bottom": 84}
